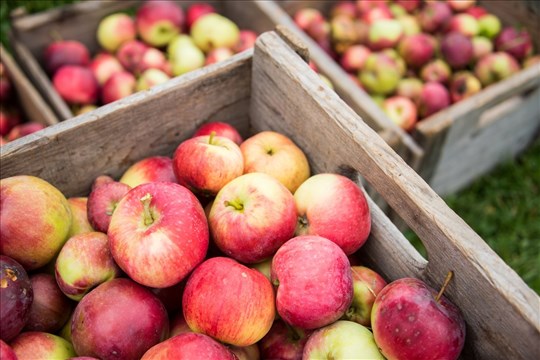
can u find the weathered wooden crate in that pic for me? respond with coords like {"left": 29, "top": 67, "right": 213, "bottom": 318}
{"left": 1, "top": 31, "right": 538, "bottom": 359}
{"left": 7, "top": 0, "right": 423, "bottom": 171}
{"left": 0, "top": 44, "right": 57, "bottom": 129}
{"left": 257, "top": 0, "right": 540, "bottom": 196}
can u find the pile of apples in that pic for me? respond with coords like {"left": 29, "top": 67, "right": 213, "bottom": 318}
{"left": 0, "top": 61, "right": 46, "bottom": 146}
{"left": 1, "top": 121, "right": 466, "bottom": 359}
{"left": 294, "top": 0, "right": 538, "bottom": 131}
{"left": 45, "top": 0, "right": 258, "bottom": 115}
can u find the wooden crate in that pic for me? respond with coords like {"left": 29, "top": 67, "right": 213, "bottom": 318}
{"left": 1, "top": 31, "right": 538, "bottom": 359}
{"left": 7, "top": 0, "right": 423, "bottom": 171}
{"left": 257, "top": 0, "right": 540, "bottom": 196}
{"left": 0, "top": 44, "right": 57, "bottom": 129}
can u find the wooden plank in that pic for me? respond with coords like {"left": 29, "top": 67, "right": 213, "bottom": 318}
{"left": 251, "top": 32, "right": 540, "bottom": 359}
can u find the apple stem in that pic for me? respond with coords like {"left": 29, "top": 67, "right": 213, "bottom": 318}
{"left": 435, "top": 271, "right": 454, "bottom": 303}
{"left": 140, "top": 193, "right": 154, "bottom": 226}
{"left": 224, "top": 200, "right": 243, "bottom": 211}
{"left": 208, "top": 131, "right": 216, "bottom": 145}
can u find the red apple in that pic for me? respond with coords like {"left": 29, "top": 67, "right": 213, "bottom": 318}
{"left": 71, "top": 278, "right": 168, "bottom": 360}
{"left": 44, "top": 40, "right": 90, "bottom": 75}
{"left": 6, "top": 122, "right": 46, "bottom": 141}
{"left": 361, "top": 5, "right": 393, "bottom": 25}
{"left": 340, "top": 45, "right": 371, "bottom": 72}
{"left": 272, "top": 235, "right": 353, "bottom": 330}
{"left": 258, "top": 319, "right": 310, "bottom": 360}
{"left": 495, "top": 26, "right": 533, "bottom": 62}
{"left": 53, "top": 65, "right": 98, "bottom": 105}
{"left": 356, "top": 0, "right": 389, "bottom": 16}
{"left": 205, "top": 47, "right": 235, "bottom": 65}
{"left": 136, "top": 0, "right": 184, "bottom": 47}
{"left": 87, "top": 180, "right": 131, "bottom": 233}
{"left": 343, "top": 266, "right": 387, "bottom": 326}
{"left": 294, "top": 173, "right": 371, "bottom": 255}
{"left": 193, "top": 121, "right": 243, "bottom": 145}
{"left": 330, "top": 1, "right": 357, "bottom": 19}
{"left": 138, "top": 47, "right": 169, "bottom": 74}
{"left": 10, "top": 332, "right": 75, "bottom": 359}
{"left": 418, "top": 81, "right": 451, "bottom": 118}
{"left": 89, "top": 53, "right": 124, "bottom": 86}
{"left": 394, "top": 0, "right": 420, "bottom": 12}
{"left": 382, "top": 96, "right": 418, "bottom": 131}
{"left": 101, "top": 70, "right": 136, "bottom": 105}
{"left": 450, "top": 71, "right": 482, "bottom": 103}
{"left": 119, "top": 156, "right": 177, "bottom": 188}
{"left": 66, "top": 197, "right": 94, "bottom": 237}
{"left": 97, "top": 13, "right": 136, "bottom": 52}
{"left": 418, "top": 2, "right": 452, "bottom": 33}
{"left": 117, "top": 40, "right": 148, "bottom": 73}
{"left": 398, "top": 33, "right": 435, "bottom": 69}
{"left": 233, "top": 30, "right": 258, "bottom": 53}
{"left": 420, "top": 59, "right": 452, "bottom": 84}
{"left": 0, "top": 340, "right": 17, "bottom": 360}
{"left": 441, "top": 32, "right": 474, "bottom": 69}
{"left": 0, "top": 108, "right": 21, "bottom": 136}
{"left": 474, "top": 52, "right": 520, "bottom": 86}
{"left": 109, "top": 182, "right": 208, "bottom": 288}
{"left": 186, "top": 3, "right": 216, "bottom": 30}
{"left": 448, "top": 0, "right": 476, "bottom": 12}
{"left": 446, "top": 13, "right": 479, "bottom": 37}
{"left": 91, "top": 175, "right": 114, "bottom": 190}
{"left": 142, "top": 333, "right": 237, "bottom": 360}
{"left": 371, "top": 277, "right": 466, "bottom": 360}
{"left": 466, "top": 6, "right": 488, "bottom": 19}
{"left": 293, "top": 8, "right": 324, "bottom": 32}
{"left": 183, "top": 257, "right": 275, "bottom": 346}
{"left": 1, "top": 176, "right": 72, "bottom": 270}
{"left": 472, "top": 36, "right": 494, "bottom": 61}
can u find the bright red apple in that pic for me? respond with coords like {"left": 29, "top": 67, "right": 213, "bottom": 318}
{"left": 193, "top": 121, "right": 243, "bottom": 145}
{"left": 186, "top": 3, "right": 216, "bottom": 30}
{"left": 86, "top": 180, "right": 131, "bottom": 233}
{"left": 119, "top": 156, "right": 177, "bottom": 188}
{"left": 495, "top": 26, "right": 533, "bottom": 62}
{"left": 382, "top": 96, "right": 418, "bottom": 131}
{"left": 418, "top": 81, "right": 451, "bottom": 118}
{"left": 101, "top": 70, "right": 136, "bottom": 105}
{"left": 441, "top": 32, "right": 474, "bottom": 69}
{"left": 117, "top": 40, "right": 148, "bottom": 73}
{"left": 398, "top": 33, "right": 435, "bottom": 69}
{"left": 0, "top": 340, "right": 17, "bottom": 360}
{"left": 258, "top": 319, "right": 310, "bottom": 360}
{"left": 53, "top": 65, "right": 98, "bottom": 105}
{"left": 89, "top": 52, "right": 124, "bottom": 86}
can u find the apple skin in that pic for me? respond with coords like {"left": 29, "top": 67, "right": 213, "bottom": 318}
{"left": 117, "top": 40, "right": 148, "bottom": 74}
{"left": 167, "top": 35, "right": 206, "bottom": 76}
{"left": 190, "top": 13, "right": 240, "bottom": 52}
{"left": 361, "top": 5, "right": 393, "bottom": 25}
{"left": 0, "top": 176, "right": 72, "bottom": 270}
{"left": 10, "top": 332, "right": 76, "bottom": 359}
{"left": 66, "top": 197, "right": 94, "bottom": 237}
{"left": 446, "top": 14, "right": 479, "bottom": 38}
{"left": 330, "top": 15, "right": 358, "bottom": 54}
{"left": 6, "top": 122, "right": 46, "bottom": 142}
{"left": 303, "top": 320, "right": 384, "bottom": 360}
{"left": 0, "top": 340, "right": 17, "bottom": 360}
{"left": 186, "top": 3, "right": 216, "bottom": 30}
{"left": 418, "top": 2, "right": 452, "bottom": 33}
{"left": 330, "top": 1, "right": 357, "bottom": 19}
{"left": 474, "top": 52, "right": 520, "bottom": 87}
{"left": 397, "top": 15, "right": 421, "bottom": 36}
{"left": 101, "top": 71, "right": 136, "bottom": 105}
{"left": 136, "top": 0, "right": 184, "bottom": 47}
{"left": 0, "top": 255, "right": 33, "bottom": 342}
{"left": 109, "top": 182, "right": 209, "bottom": 288}
{"left": 343, "top": 266, "right": 387, "bottom": 326}
{"left": 360, "top": 52, "right": 402, "bottom": 95}
{"left": 136, "top": 68, "right": 171, "bottom": 91}
{"left": 71, "top": 278, "right": 169, "bottom": 360}
{"left": 294, "top": 173, "right": 371, "bottom": 255}
{"left": 233, "top": 30, "right": 258, "bottom": 53}
{"left": 271, "top": 235, "right": 353, "bottom": 330}
{"left": 293, "top": 8, "right": 324, "bottom": 32}
{"left": 240, "top": 131, "right": 310, "bottom": 193}
{"left": 183, "top": 257, "right": 275, "bottom": 347}
{"left": 119, "top": 156, "right": 177, "bottom": 188}
{"left": 495, "top": 27, "right": 533, "bottom": 62}
{"left": 441, "top": 32, "right": 474, "bottom": 69}
{"left": 418, "top": 81, "right": 451, "bottom": 119}
{"left": 173, "top": 134, "right": 243, "bottom": 196}
{"left": 141, "top": 333, "right": 237, "bottom": 360}
{"left": 89, "top": 53, "right": 124, "bottom": 86}
{"left": 382, "top": 96, "right": 418, "bottom": 132}
{"left": 477, "top": 14, "right": 501, "bottom": 39}
{"left": 97, "top": 13, "right": 136, "bottom": 52}
{"left": 420, "top": 59, "right": 452, "bottom": 84}
{"left": 138, "top": 47, "right": 169, "bottom": 74}
{"left": 258, "top": 319, "right": 310, "bottom": 360}
{"left": 24, "top": 273, "right": 73, "bottom": 333}
{"left": 398, "top": 33, "right": 435, "bottom": 69}
{"left": 55, "top": 231, "right": 121, "bottom": 301}
{"left": 371, "top": 277, "right": 466, "bottom": 360}
{"left": 448, "top": 0, "right": 476, "bottom": 12}
{"left": 193, "top": 121, "right": 243, "bottom": 145}
{"left": 450, "top": 71, "right": 482, "bottom": 103}
{"left": 209, "top": 173, "right": 297, "bottom": 264}
{"left": 53, "top": 65, "right": 98, "bottom": 105}
{"left": 368, "top": 19, "right": 404, "bottom": 51}
{"left": 395, "top": 0, "right": 420, "bottom": 12}
{"left": 86, "top": 180, "right": 131, "bottom": 233}
{"left": 44, "top": 40, "right": 90, "bottom": 75}
{"left": 472, "top": 36, "right": 494, "bottom": 61}
{"left": 340, "top": 44, "right": 371, "bottom": 72}
{"left": 205, "top": 47, "right": 235, "bottom": 66}
{"left": 396, "top": 77, "right": 424, "bottom": 104}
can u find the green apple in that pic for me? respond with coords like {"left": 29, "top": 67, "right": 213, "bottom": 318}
{"left": 190, "top": 13, "right": 240, "bottom": 52}
{"left": 168, "top": 35, "right": 205, "bottom": 76}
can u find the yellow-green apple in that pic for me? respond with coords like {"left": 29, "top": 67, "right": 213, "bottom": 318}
{"left": 101, "top": 70, "right": 136, "bottom": 104}
{"left": 398, "top": 33, "right": 436, "bottom": 69}
{"left": 183, "top": 257, "right": 275, "bottom": 346}
{"left": 58, "top": 312, "right": 73, "bottom": 343}
{"left": 294, "top": 173, "right": 371, "bottom": 255}
{"left": 136, "top": 0, "right": 184, "bottom": 47}
{"left": 169, "top": 311, "right": 192, "bottom": 338}
{"left": 448, "top": 0, "right": 476, "bottom": 12}
{"left": 138, "top": 47, "right": 169, "bottom": 74}
{"left": 55, "top": 232, "right": 121, "bottom": 301}
{"left": 397, "top": 15, "right": 421, "bottom": 36}
{"left": 368, "top": 19, "right": 404, "bottom": 50}
{"left": 119, "top": 156, "right": 177, "bottom": 188}
{"left": 418, "top": 2, "right": 452, "bottom": 33}
{"left": 233, "top": 30, "right": 258, "bottom": 53}
{"left": 343, "top": 266, "right": 387, "bottom": 326}
{"left": 186, "top": 3, "right": 216, "bottom": 30}
{"left": 359, "top": 52, "right": 402, "bottom": 95}
{"left": 271, "top": 235, "right": 353, "bottom": 329}
{"left": 86, "top": 180, "right": 131, "bottom": 233}
{"left": 89, "top": 53, "right": 123, "bottom": 86}
{"left": 303, "top": 320, "right": 384, "bottom": 359}
{"left": 190, "top": 13, "right": 240, "bottom": 52}
{"left": 10, "top": 332, "right": 75, "bottom": 359}
{"left": 450, "top": 71, "right": 482, "bottom": 103}
{"left": 396, "top": 77, "right": 424, "bottom": 103}
{"left": 0, "top": 255, "right": 33, "bottom": 342}
{"left": 0, "top": 340, "right": 17, "bottom": 360}
{"left": 117, "top": 40, "right": 148, "bottom": 73}
{"left": 208, "top": 173, "right": 296, "bottom": 263}
{"left": 229, "top": 344, "right": 260, "bottom": 360}
{"left": 109, "top": 182, "right": 208, "bottom": 288}
{"left": 75, "top": 104, "right": 97, "bottom": 115}
{"left": 205, "top": 47, "right": 234, "bottom": 66}
{"left": 477, "top": 14, "right": 501, "bottom": 39}
{"left": 382, "top": 96, "right": 418, "bottom": 131}
{"left": 441, "top": 32, "right": 474, "bottom": 69}
{"left": 258, "top": 319, "right": 310, "bottom": 360}
{"left": 0, "top": 175, "right": 71, "bottom": 270}
{"left": 141, "top": 333, "right": 237, "bottom": 360}
{"left": 293, "top": 8, "right": 324, "bottom": 32}
{"left": 340, "top": 45, "right": 371, "bottom": 73}
{"left": 136, "top": 68, "right": 171, "bottom": 91}
{"left": 389, "top": 3, "right": 407, "bottom": 17}
{"left": 71, "top": 278, "right": 168, "bottom": 360}
{"left": 474, "top": 52, "right": 520, "bottom": 86}
{"left": 168, "top": 35, "right": 205, "bottom": 76}
{"left": 173, "top": 134, "right": 243, "bottom": 196}
{"left": 44, "top": 40, "right": 90, "bottom": 75}
{"left": 329, "top": 15, "right": 357, "bottom": 54}
{"left": 420, "top": 59, "right": 452, "bottom": 84}
{"left": 66, "top": 197, "right": 93, "bottom": 237}
{"left": 97, "top": 13, "right": 136, "bottom": 52}
{"left": 53, "top": 65, "right": 98, "bottom": 105}
{"left": 472, "top": 36, "right": 493, "bottom": 61}
{"left": 240, "top": 131, "right": 310, "bottom": 193}
{"left": 495, "top": 26, "right": 533, "bottom": 62}
{"left": 6, "top": 122, "right": 46, "bottom": 141}
{"left": 447, "top": 14, "right": 479, "bottom": 37}
{"left": 24, "top": 273, "right": 73, "bottom": 333}
{"left": 371, "top": 277, "right": 466, "bottom": 360}
{"left": 193, "top": 121, "right": 243, "bottom": 145}
{"left": 418, "top": 82, "right": 451, "bottom": 118}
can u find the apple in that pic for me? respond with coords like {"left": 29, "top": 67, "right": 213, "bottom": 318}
{"left": 330, "top": 15, "right": 358, "bottom": 54}
{"left": 359, "top": 51, "right": 402, "bottom": 95}
{"left": 6, "top": 122, "right": 46, "bottom": 141}
{"left": 0, "top": 255, "right": 33, "bottom": 342}
{"left": 186, "top": 3, "right": 216, "bottom": 30}
{"left": 58, "top": 312, "right": 73, "bottom": 343}
{"left": 418, "top": 2, "right": 452, "bottom": 33}
{"left": 371, "top": 277, "right": 466, "bottom": 360}
{"left": 368, "top": 19, "right": 403, "bottom": 51}
{"left": 395, "top": 0, "right": 420, "bottom": 13}
{"left": 397, "top": 15, "right": 421, "bottom": 36}
{"left": 272, "top": 235, "right": 353, "bottom": 329}
{"left": 450, "top": 71, "right": 482, "bottom": 103}
{"left": 89, "top": 53, "right": 123, "bottom": 86}
{"left": 330, "top": 1, "right": 357, "bottom": 19}
{"left": 0, "top": 108, "right": 21, "bottom": 136}
{"left": 398, "top": 33, "right": 435, "bottom": 69}
{"left": 240, "top": 131, "right": 310, "bottom": 193}
{"left": 361, "top": 5, "right": 393, "bottom": 25}
{"left": 141, "top": 333, "right": 237, "bottom": 360}
{"left": 55, "top": 231, "right": 121, "bottom": 300}
{"left": 307, "top": 18, "right": 331, "bottom": 45}
{"left": 193, "top": 121, "right": 243, "bottom": 145}
{"left": 293, "top": 8, "right": 324, "bottom": 32}
{"left": 183, "top": 257, "right": 275, "bottom": 346}
{"left": 75, "top": 105, "right": 98, "bottom": 115}
{"left": 389, "top": 3, "right": 407, "bottom": 18}
{"left": 294, "top": 173, "right": 371, "bottom": 255}
{"left": 138, "top": 47, "right": 169, "bottom": 74}
{"left": 43, "top": 40, "right": 90, "bottom": 75}
{"left": 91, "top": 174, "right": 114, "bottom": 190}
{"left": 466, "top": 6, "right": 488, "bottom": 19}
{"left": 448, "top": 0, "right": 476, "bottom": 12}
{"left": 418, "top": 81, "right": 451, "bottom": 118}
{"left": 0, "top": 176, "right": 71, "bottom": 270}
{"left": 191, "top": 13, "right": 240, "bottom": 52}
{"left": 23, "top": 273, "right": 72, "bottom": 333}
{"left": 96, "top": 13, "right": 136, "bottom": 52}
{"left": 10, "top": 332, "right": 75, "bottom": 359}
{"left": 382, "top": 96, "right": 418, "bottom": 131}
{"left": 233, "top": 30, "right": 258, "bottom": 53}
{"left": 229, "top": 344, "right": 260, "bottom": 360}
{"left": 474, "top": 52, "right": 520, "bottom": 86}
{"left": 340, "top": 45, "right": 371, "bottom": 72}
{"left": 117, "top": 40, "right": 148, "bottom": 73}
{"left": 356, "top": 1, "right": 389, "bottom": 15}
{"left": 53, "top": 65, "right": 98, "bottom": 105}
{"left": 343, "top": 266, "right": 387, "bottom": 326}
{"left": 136, "top": 0, "right": 184, "bottom": 47}
{"left": 71, "top": 278, "right": 168, "bottom": 360}
{"left": 109, "top": 182, "right": 208, "bottom": 288}
{"left": 205, "top": 47, "right": 235, "bottom": 65}
{"left": 0, "top": 340, "right": 17, "bottom": 360}
{"left": 441, "top": 32, "right": 474, "bottom": 69}
{"left": 169, "top": 311, "right": 192, "bottom": 337}
{"left": 303, "top": 320, "right": 384, "bottom": 359}
{"left": 495, "top": 26, "right": 533, "bottom": 62}
{"left": 446, "top": 13, "right": 479, "bottom": 37}
{"left": 119, "top": 156, "right": 177, "bottom": 188}
{"left": 477, "top": 14, "right": 501, "bottom": 39}
{"left": 396, "top": 77, "right": 423, "bottom": 103}
{"left": 420, "top": 58, "right": 452, "bottom": 84}
{"left": 86, "top": 180, "right": 131, "bottom": 233}
{"left": 66, "top": 197, "right": 94, "bottom": 237}
{"left": 101, "top": 70, "right": 136, "bottom": 105}
{"left": 136, "top": 68, "right": 171, "bottom": 91}
{"left": 168, "top": 35, "right": 205, "bottom": 76}
{"left": 258, "top": 319, "right": 310, "bottom": 360}
{"left": 472, "top": 36, "right": 494, "bottom": 61}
